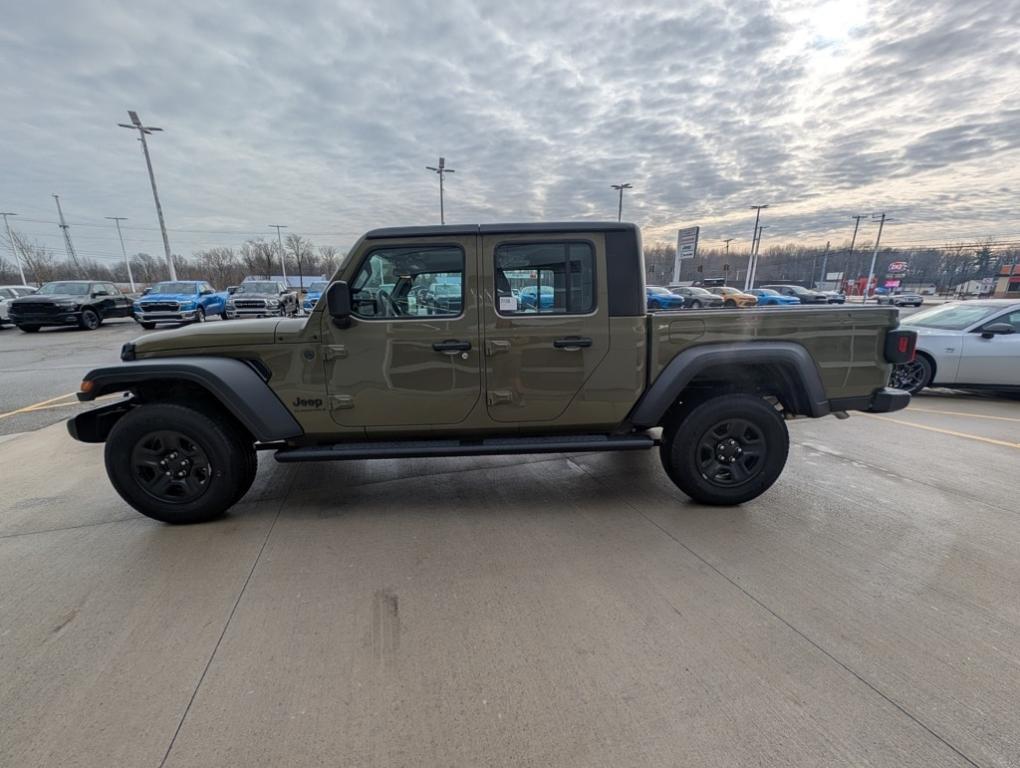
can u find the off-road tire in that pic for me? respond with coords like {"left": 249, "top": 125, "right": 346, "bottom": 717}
{"left": 79, "top": 308, "right": 101, "bottom": 330}
{"left": 104, "top": 403, "right": 256, "bottom": 524}
{"left": 660, "top": 393, "right": 789, "bottom": 506}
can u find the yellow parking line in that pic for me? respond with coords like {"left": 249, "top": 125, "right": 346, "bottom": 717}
{"left": 908, "top": 406, "right": 1020, "bottom": 424}
{"left": 0, "top": 392, "right": 77, "bottom": 420}
{"left": 862, "top": 413, "right": 1020, "bottom": 449}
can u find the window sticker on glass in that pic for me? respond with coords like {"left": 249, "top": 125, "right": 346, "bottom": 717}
{"left": 499, "top": 295, "right": 518, "bottom": 312}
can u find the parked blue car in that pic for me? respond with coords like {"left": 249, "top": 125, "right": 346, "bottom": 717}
{"left": 518, "top": 285, "right": 556, "bottom": 311}
{"left": 302, "top": 280, "right": 330, "bottom": 312}
{"left": 747, "top": 288, "right": 801, "bottom": 307}
{"left": 646, "top": 286, "right": 686, "bottom": 311}
{"left": 133, "top": 280, "right": 229, "bottom": 328}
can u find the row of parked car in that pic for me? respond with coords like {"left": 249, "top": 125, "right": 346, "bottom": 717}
{"left": 646, "top": 283, "right": 848, "bottom": 311}
{"left": 0, "top": 278, "right": 331, "bottom": 333}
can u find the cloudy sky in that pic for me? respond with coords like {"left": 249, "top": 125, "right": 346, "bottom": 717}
{"left": 0, "top": 0, "right": 1018, "bottom": 266}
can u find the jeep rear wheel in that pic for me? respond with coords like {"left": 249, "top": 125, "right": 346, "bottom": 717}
{"left": 660, "top": 394, "right": 789, "bottom": 506}
{"left": 104, "top": 403, "right": 256, "bottom": 524}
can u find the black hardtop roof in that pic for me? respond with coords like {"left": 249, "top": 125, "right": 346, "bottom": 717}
{"left": 364, "top": 222, "right": 638, "bottom": 239}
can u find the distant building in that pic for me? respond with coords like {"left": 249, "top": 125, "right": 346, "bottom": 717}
{"left": 993, "top": 264, "right": 1020, "bottom": 298}
{"left": 244, "top": 274, "right": 326, "bottom": 290}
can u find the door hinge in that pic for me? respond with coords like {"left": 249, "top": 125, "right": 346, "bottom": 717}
{"left": 329, "top": 394, "right": 354, "bottom": 410}
{"left": 485, "top": 340, "right": 512, "bottom": 356}
{"left": 324, "top": 344, "right": 348, "bottom": 360}
{"left": 486, "top": 389, "right": 515, "bottom": 406}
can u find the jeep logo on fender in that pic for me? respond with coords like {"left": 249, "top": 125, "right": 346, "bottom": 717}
{"left": 292, "top": 397, "right": 323, "bottom": 409}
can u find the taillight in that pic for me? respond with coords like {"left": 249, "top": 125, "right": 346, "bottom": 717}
{"left": 884, "top": 330, "right": 917, "bottom": 364}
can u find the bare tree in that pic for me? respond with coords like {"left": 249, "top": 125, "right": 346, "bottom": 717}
{"left": 318, "top": 245, "right": 342, "bottom": 278}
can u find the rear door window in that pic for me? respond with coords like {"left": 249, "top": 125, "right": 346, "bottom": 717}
{"left": 494, "top": 242, "right": 595, "bottom": 315}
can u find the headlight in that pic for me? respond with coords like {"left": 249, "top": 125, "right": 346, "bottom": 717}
{"left": 226, "top": 300, "right": 235, "bottom": 308}
{"left": 180, "top": 301, "right": 196, "bottom": 310}
{"left": 57, "top": 301, "right": 80, "bottom": 308}
{"left": 267, "top": 299, "right": 279, "bottom": 306}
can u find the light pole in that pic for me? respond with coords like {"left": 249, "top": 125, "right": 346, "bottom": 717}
{"left": 105, "top": 217, "right": 135, "bottom": 292}
{"left": 118, "top": 110, "right": 175, "bottom": 280}
{"left": 845, "top": 214, "right": 865, "bottom": 297}
{"left": 269, "top": 224, "right": 288, "bottom": 284}
{"left": 611, "top": 183, "right": 633, "bottom": 221}
{"left": 426, "top": 157, "right": 455, "bottom": 224}
{"left": 0, "top": 212, "right": 27, "bottom": 285}
{"left": 748, "top": 225, "right": 768, "bottom": 288}
{"left": 745, "top": 205, "right": 769, "bottom": 290}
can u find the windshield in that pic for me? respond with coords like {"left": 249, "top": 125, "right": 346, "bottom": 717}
{"left": 753, "top": 289, "right": 778, "bottom": 296}
{"left": 686, "top": 287, "right": 713, "bottom": 296}
{"left": 37, "top": 282, "right": 90, "bottom": 296}
{"left": 901, "top": 304, "right": 1002, "bottom": 330}
{"left": 648, "top": 287, "right": 672, "bottom": 295}
{"left": 307, "top": 281, "right": 328, "bottom": 292}
{"left": 237, "top": 282, "right": 278, "bottom": 294}
{"left": 150, "top": 282, "right": 198, "bottom": 294}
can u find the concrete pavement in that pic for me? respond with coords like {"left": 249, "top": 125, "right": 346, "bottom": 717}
{"left": 3, "top": 394, "right": 1020, "bottom": 767}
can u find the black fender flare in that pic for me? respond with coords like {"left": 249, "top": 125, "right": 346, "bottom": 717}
{"left": 627, "top": 341, "right": 830, "bottom": 428}
{"left": 68, "top": 356, "right": 303, "bottom": 443}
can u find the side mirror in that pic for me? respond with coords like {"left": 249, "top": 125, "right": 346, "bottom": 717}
{"left": 981, "top": 322, "right": 1015, "bottom": 339}
{"left": 326, "top": 281, "right": 351, "bottom": 327}
{"left": 200, "top": 288, "right": 213, "bottom": 295}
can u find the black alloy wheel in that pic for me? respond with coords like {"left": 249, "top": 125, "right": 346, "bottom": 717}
{"left": 130, "top": 430, "right": 213, "bottom": 504}
{"left": 80, "top": 308, "right": 101, "bottom": 330}
{"left": 890, "top": 356, "right": 932, "bottom": 394}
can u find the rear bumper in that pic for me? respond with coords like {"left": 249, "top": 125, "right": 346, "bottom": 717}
{"left": 829, "top": 387, "right": 911, "bottom": 414}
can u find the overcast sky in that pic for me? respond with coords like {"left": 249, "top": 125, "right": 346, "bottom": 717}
{"left": 1, "top": 0, "right": 1018, "bottom": 265}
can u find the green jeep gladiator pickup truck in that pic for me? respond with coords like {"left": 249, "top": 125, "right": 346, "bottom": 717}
{"left": 68, "top": 223, "right": 915, "bottom": 524}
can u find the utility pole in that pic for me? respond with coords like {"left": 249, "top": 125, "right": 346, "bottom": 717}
{"left": 723, "top": 238, "right": 733, "bottom": 255}
{"left": 269, "top": 225, "right": 288, "bottom": 284}
{"left": 845, "top": 214, "right": 865, "bottom": 297}
{"left": 745, "top": 205, "right": 768, "bottom": 290}
{"left": 105, "top": 217, "right": 135, "bottom": 292}
{"left": 0, "top": 212, "right": 27, "bottom": 285}
{"left": 118, "top": 110, "right": 175, "bottom": 280}
{"left": 818, "top": 241, "right": 830, "bottom": 288}
{"left": 425, "top": 157, "right": 455, "bottom": 224}
{"left": 52, "top": 195, "right": 80, "bottom": 272}
{"left": 611, "top": 183, "right": 633, "bottom": 221}
{"left": 863, "top": 213, "right": 888, "bottom": 303}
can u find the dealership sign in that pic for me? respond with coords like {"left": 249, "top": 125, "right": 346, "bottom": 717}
{"left": 673, "top": 226, "right": 700, "bottom": 282}
{"left": 887, "top": 260, "right": 908, "bottom": 273}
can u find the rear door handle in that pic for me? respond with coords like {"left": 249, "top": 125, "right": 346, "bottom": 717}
{"left": 432, "top": 339, "right": 472, "bottom": 354}
{"left": 552, "top": 336, "right": 592, "bottom": 350}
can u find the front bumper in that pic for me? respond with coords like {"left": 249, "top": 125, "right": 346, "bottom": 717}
{"left": 134, "top": 310, "right": 199, "bottom": 323}
{"left": 10, "top": 310, "right": 81, "bottom": 326}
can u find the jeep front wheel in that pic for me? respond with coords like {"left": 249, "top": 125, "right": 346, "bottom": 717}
{"left": 660, "top": 393, "right": 789, "bottom": 506}
{"left": 104, "top": 403, "right": 256, "bottom": 524}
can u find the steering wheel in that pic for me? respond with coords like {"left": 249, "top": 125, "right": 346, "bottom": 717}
{"left": 376, "top": 290, "right": 400, "bottom": 317}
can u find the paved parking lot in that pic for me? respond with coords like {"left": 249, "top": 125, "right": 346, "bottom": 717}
{"left": 2, "top": 311, "right": 1019, "bottom": 767}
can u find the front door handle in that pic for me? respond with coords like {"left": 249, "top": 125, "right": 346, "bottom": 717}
{"left": 432, "top": 339, "right": 472, "bottom": 354}
{"left": 552, "top": 336, "right": 592, "bottom": 350}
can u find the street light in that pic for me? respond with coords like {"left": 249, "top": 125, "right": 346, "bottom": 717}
{"left": 611, "top": 183, "right": 633, "bottom": 222}
{"left": 118, "top": 110, "right": 175, "bottom": 280}
{"left": 105, "top": 217, "right": 135, "bottom": 292}
{"left": 744, "top": 204, "right": 769, "bottom": 290}
{"left": 0, "top": 212, "right": 27, "bottom": 285}
{"left": 426, "top": 157, "right": 455, "bottom": 224}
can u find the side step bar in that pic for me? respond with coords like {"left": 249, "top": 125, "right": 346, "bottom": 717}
{"left": 274, "top": 433, "right": 657, "bottom": 463}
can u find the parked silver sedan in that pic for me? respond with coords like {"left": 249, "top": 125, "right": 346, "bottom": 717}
{"left": 890, "top": 300, "right": 1020, "bottom": 393}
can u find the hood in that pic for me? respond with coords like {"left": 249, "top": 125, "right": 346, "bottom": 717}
{"left": 133, "top": 317, "right": 282, "bottom": 356}
{"left": 138, "top": 292, "right": 198, "bottom": 302}
{"left": 14, "top": 293, "right": 81, "bottom": 303}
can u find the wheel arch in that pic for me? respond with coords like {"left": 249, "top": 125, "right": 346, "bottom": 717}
{"left": 627, "top": 342, "right": 830, "bottom": 428}
{"left": 68, "top": 356, "right": 303, "bottom": 443}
